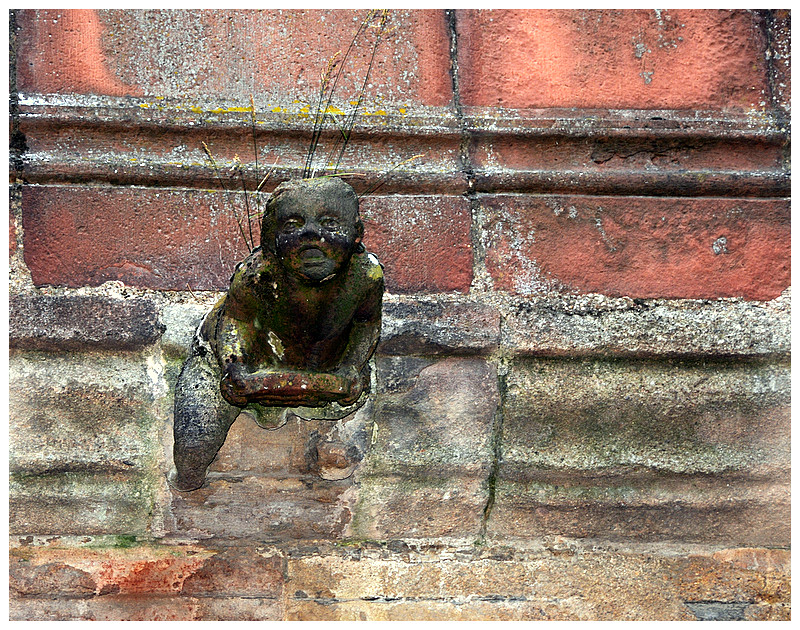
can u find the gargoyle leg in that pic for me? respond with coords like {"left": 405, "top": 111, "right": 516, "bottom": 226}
{"left": 170, "top": 351, "right": 241, "bottom": 491}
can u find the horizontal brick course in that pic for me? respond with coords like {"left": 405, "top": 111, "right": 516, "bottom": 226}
{"left": 22, "top": 186, "right": 472, "bottom": 294}
{"left": 9, "top": 294, "right": 164, "bottom": 351}
{"left": 9, "top": 541, "right": 790, "bottom": 621}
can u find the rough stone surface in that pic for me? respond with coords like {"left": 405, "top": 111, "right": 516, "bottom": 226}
{"left": 360, "top": 195, "right": 474, "bottom": 294}
{"left": 456, "top": 9, "right": 771, "bottom": 110}
{"left": 490, "top": 357, "right": 790, "bottom": 545}
{"left": 10, "top": 540, "right": 789, "bottom": 621}
{"left": 179, "top": 547, "right": 284, "bottom": 597}
{"left": 157, "top": 300, "right": 217, "bottom": 360}
{"left": 22, "top": 187, "right": 474, "bottom": 294}
{"left": 502, "top": 290, "right": 791, "bottom": 358}
{"left": 16, "top": 9, "right": 453, "bottom": 110}
{"left": 9, "top": 350, "right": 169, "bottom": 536}
{"left": 9, "top": 294, "right": 165, "bottom": 351}
{"left": 9, "top": 7, "right": 792, "bottom": 623}
{"left": 351, "top": 358, "right": 499, "bottom": 539}
{"left": 22, "top": 185, "right": 254, "bottom": 290}
{"left": 378, "top": 296, "right": 500, "bottom": 355}
{"left": 480, "top": 195, "right": 790, "bottom": 300}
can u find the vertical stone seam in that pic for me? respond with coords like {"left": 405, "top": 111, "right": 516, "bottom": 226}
{"left": 446, "top": 9, "right": 504, "bottom": 538}
{"left": 479, "top": 366, "right": 507, "bottom": 542}
{"left": 445, "top": 9, "right": 493, "bottom": 295}
{"left": 758, "top": 9, "right": 790, "bottom": 169}
{"left": 9, "top": 10, "right": 27, "bottom": 176}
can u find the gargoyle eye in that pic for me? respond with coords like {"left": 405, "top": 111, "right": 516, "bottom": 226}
{"left": 281, "top": 217, "right": 304, "bottom": 232}
{"left": 320, "top": 216, "right": 340, "bottom": 229}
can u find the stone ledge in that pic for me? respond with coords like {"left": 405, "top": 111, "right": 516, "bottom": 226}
{"left": 18, "top": 95, "right": 788, "bottom": 197}
{"left": 13, "top": 292, "right": 786, "bottom": 359}
{"left": 8, "top": 540, "right": 790, "bottom": 621}
{"left": 9, "top": 294, "right": 165, "bottom": 351}
{"left": 378, "top": 297, "right": 501, "bottom": 355}
{"left": 502, "top": 292, "right": 790, "bottom": 358}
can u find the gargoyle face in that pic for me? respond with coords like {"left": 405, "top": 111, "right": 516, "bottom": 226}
{"left": 271, "top": 178, "right": 363, "bottom": 283}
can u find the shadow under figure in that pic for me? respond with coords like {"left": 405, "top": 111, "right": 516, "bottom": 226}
{"left": 170, "top": 177, "right": 384, "bottom": 491}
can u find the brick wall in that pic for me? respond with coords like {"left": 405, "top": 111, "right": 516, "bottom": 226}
{"left": 9, "top": 9, "right": 790, "bottom": 621}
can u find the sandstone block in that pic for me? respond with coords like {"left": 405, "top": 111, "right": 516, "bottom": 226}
{"left": 456, "top": 10, "right": 770, "bottom": 110}
{"left": 9, "top": 350, "right": 168, "bottom": 536}
{"left": 22, "top": 186, "right": 474, "bottom": 294}
{"left": 9, "top": 294, "right": 164, "bottom": 351}
{"left": 10, "top": 561, "right": 97, "bottom": 599}
{"left": 378, "top": 297, "right": 500, "bottom": 355}
{"left": 489, "top": 358, "right": 790, "bottom": 544}
{"left": 168, "top": 475, "right": 354, "bottom": 541}
{"left": 22, "top": 185, "right": 253, "bottom": 290}
{"left": 361, "top": 358, "right": 499, "bottom": 478}
{"left": 351, "top": 358, "right": 499, "bottom": 539}
{"left": 502, "top": 291, "right": 791, "bottom": 358}
{"left": 180, "top": 547, "right": 283, "bottom": 598}
{"left": 360, "top": 195, "right": 474, "bottom": 293}
{"left": 479, "top": 194, "right": 790, "bottom": 300}
{"left": 16, "top": 10, "right": 452, "bottom": 109}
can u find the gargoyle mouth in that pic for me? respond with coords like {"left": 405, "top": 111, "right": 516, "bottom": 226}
{"left": 300, "top": 247, "right": 326, "bottom": 260}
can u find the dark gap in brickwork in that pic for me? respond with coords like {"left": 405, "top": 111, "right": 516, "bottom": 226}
{"left": 446, "top": 10, "right": 504, "bottom": 537}
{"left": 9, "top": 10, "right": 27, "bottom": 175}
{"left": 684, "top": 601, "right": 751, "bottom": 621}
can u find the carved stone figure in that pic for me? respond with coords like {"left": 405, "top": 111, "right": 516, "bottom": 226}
{"left": 169, "top": 177, "right": 384, "bottom": 491}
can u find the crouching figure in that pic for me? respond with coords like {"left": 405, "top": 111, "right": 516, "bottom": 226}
{"left": 170, "top": 177, "right": 384, "bottom": 491}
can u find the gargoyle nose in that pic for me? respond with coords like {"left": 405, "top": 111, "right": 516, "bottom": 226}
{"left": 299, "top": 220, "right": 322, "bottom": 240}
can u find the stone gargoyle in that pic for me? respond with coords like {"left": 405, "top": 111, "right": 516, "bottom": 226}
{"left": 169, "top": 176, "right": 384, "bottom": 491}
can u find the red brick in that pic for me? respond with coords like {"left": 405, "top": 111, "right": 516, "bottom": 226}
{"left": 361, "top": 195, "right": 473, "bottom": 293}
{"left": 456, "top": 10, "right": 770, "bottom": 110}
{"left": 480, "top": 195, "right": 789, "bottom": 300}
{"left": 22, "top": 185, "right": 255, "bottom": 290}
{"left": 22, "top": 186, "right": 472, "bottom": 293}
{"left": 15, "top": 9, "right": 139, "bottom": 96}
{"left": 17, "top": 10, "right": 452, "bottom": 109}
{"left": 180, "top": 547, "right": 283, "bottom": 598}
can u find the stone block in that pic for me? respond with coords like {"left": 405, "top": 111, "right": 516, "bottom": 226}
{"left": 158, "top": 300, "right": 218, "bottom": 360}
{"left": 9, "top": 352, "right": 167, "bottom": 475}
{"left": 361, "top": 195, "right": 474, "bottom": 294}
{"left": 22, "top": 185, "right": 253, "bottom": 290}
{"left": 361, "top": 358, "right": 499, "bottom": 478}
{"left": 350, "top": 475, "right": 490, "bottom": 540}
{"left": 179, "top": 547, "right": 284, "bottom": 598}
{"left": 9, "top": 294, "right": 164, "bottom": 351}
{"left": 350, "top": 358, "right": 499, "bottom": 539}
{"left": 501, "top": 291, "right": 791, "bottom": 358}
{"left": 22, "top": 186, "right": 473, "bottom": 294}
{"left": 10, "top": 561, "right": 97, "bottom": 599}
{"left": 16, "top": 9, "right": 453, "bottom": 110}
{"left": 9, "top": 350, "right": 168, "bottom": 536}
{"left": 10, "top": 473, "right": 158, "bottom": 536}
{"left": 489, "top": 358, "right": 790, "bottom": 544}
{"left": 479, "top": 194, "right": 790, "bottom": 300}
{"left": 204, "top": 413, "right": 322, "bottom": 477}
{"left": 456, "top": 9, "right": 770, "bottom": 110}
{"left": 378, "top": 297, "right": 500, "bottom": 355}
{"left": 168, "top": 476, "right": 355, "bottom": 541}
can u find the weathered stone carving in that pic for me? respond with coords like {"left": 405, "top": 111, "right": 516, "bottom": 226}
{"left": 170, "top": 177, "right": 384, "bottom": 491}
